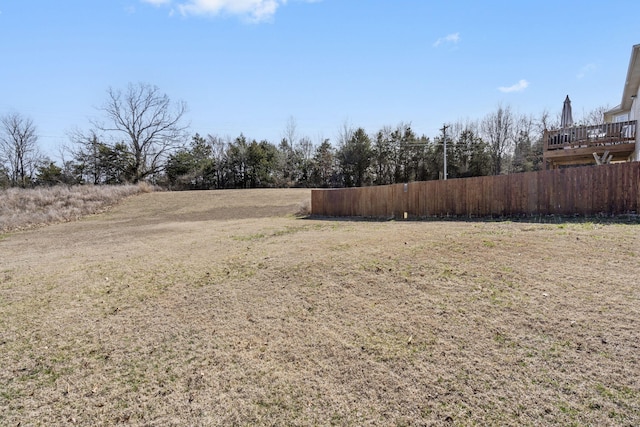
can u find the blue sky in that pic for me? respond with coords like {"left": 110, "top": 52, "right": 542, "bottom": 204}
{"left": 0, "top": 0, "right": 638, "bottom": 158}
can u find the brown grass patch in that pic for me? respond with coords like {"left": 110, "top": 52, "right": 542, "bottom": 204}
{"left": 0, "top": 183, "right": 155, "bottom": 233}
{"left": 0, "top": 188, "right": 638, "bottom": 425}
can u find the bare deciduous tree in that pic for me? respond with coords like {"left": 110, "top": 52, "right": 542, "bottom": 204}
{"left": 578, "top": 104, "right": 610, "bottom": 126}
{"left": 337, "top": 119, "right": 354, "bottom": 149}
{"left": 538, "top": 109, "right": 557, "bottom": 131}
{"left": 94, "top": 82, "right": 188, "bottom": 182}
{"left": 0, "top": 112, "right": 40, "bottom": 187}
{"left": 481, "top": 105, "right": 514, "bottom": 175}
{"left": 69, "top": 129, "right": 104, "bottom": 185}
{"left": 283, "top": 115, "right": 298, "bottom": 148}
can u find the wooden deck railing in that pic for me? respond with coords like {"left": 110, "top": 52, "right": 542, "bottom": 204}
{"left": 544, "top": 120, "right": 637, "bottom": 151}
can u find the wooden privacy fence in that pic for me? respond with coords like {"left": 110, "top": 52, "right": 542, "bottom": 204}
{"left": 311, "top": 162, "right": 640, "bottom": 218}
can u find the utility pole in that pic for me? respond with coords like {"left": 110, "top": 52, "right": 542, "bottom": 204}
{"left": 441, "top": 124, "right": 449, "bottom": 180}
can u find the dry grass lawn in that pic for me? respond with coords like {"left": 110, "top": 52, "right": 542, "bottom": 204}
{"left": 1, "top": 188, "right": 639, "bottom": 426}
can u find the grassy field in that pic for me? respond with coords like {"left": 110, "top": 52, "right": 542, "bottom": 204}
{"left": 1, "top": 188, "right": 639, "bottom": 426}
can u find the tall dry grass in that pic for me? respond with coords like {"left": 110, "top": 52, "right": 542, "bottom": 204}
{"left": 0, "top": 183, "right": 154, "bottom": 233}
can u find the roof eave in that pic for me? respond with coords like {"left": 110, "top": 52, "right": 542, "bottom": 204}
{"left": 618, "top": 44, "right": 640, "bottom": 112}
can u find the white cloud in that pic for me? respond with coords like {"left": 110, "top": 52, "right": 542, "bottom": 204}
{"left": 577, "top": 63, "right": 596, "bottom": 79}
{"left": 498, "top": 79, "right": 529, "bottom": 93}
{"left": 140, "top": 0, "right": 319, "bottom": 22}
{"left": 433, "top": 32, "right": 460, "bottom": 48}
{"left": 179, "top": 0, "right": 282, "bottom": 21}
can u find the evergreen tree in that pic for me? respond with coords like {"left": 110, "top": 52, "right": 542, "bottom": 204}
{"left": 372, "top": 127, "right": 395, "bottom": 185}
{"left": 337, "top": 127, "right": 372, "bottom": 187}
{"left": 34, "top": 161, "right": 63, "bottom": 186}
{"left": 310, "top": 139, "right": 336, "bottom": 187}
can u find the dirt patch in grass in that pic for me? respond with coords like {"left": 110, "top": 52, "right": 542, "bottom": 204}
{"left": 1, "top": 188, "right": 639, "bottom": 426}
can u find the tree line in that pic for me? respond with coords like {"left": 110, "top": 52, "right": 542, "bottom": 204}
{"left": 1, "top": 82, "right": 599, "bottom": 190}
